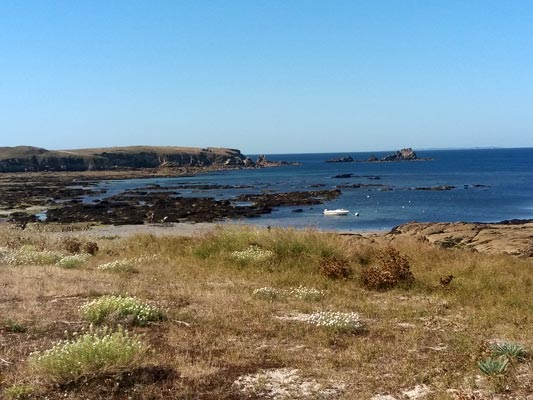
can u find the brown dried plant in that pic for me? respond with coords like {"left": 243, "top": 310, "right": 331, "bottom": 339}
{"left": 361, "top": 246, "right": 414, "bottom": 289}
{"left": 319, "top": 256, "right": 352, "bottom": 279}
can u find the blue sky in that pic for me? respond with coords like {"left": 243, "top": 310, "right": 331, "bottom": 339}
{"left": 1, "top": 1, "right": 532, "bottom": 154}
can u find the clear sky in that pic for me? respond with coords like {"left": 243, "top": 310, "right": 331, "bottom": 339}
{"left": 1, "top": 1, "right": 532, "bottom": 154}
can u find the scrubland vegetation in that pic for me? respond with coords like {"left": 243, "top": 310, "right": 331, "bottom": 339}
{"left": 0, "top": 223, "right": 531, "bottom": 399}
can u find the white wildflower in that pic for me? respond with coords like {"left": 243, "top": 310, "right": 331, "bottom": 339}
{"left": 231, "top": 245, "right": 274, "bottom": 262}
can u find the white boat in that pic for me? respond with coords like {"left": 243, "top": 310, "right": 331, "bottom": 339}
{"left": 323, "top": 208, "right": 350, "bottom": 216}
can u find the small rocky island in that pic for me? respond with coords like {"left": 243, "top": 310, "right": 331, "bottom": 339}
{"left": 326, "top": 148, "right": 430, "bottom": 163}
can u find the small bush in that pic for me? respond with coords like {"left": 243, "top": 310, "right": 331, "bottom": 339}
{"left": 287, "top": 286, "right": 325, "bottom": 301}
{"left": 3, "top": 384, "right": 34, "bottom": 399}
{"left": 253, "top": 286, "right": 325, "bottom": 301}
{"left": 83, "top": 241, "right": 99, "bottom": 256}
{"left": 63, "top": 238, "right": 82, "bottom": 254}
{"left": 253, "top": 287, "right": 282, "bottom": 300}
{"left": 3, "top": 248, "right": 63, "bottom": 265}
{"left": 97, "top": 260, "right": 136, "bottom": 273}
{"left": 4, "top": 317, "right": 26, "bottom": 333}
{"left": 319, "top": 256, "right": 351, "bottom": 279}
{"left": 30, "top": 326, "right": 147, "bottom": 382}
{"left": 361, "top": 247, "right": 414, "bottom": 290}
{"left": 56, "top": 254, "right": 91, "bottom": 269}
{"left": 304, "top": 311, "right": 364, "bottom": 333}
{"left": 80, "top": 295, "right": 165, "bottom": 326}
{"left": 231, "top": 245, "right": 274, "bottom": 262}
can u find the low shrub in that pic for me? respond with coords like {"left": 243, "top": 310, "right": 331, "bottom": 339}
{"left": 319, "top": 256, "right": 351, "bottom": 279}
{"left": 361, "top": 247, "right": 414, "bottom": 290}
{"left": 97, "top": 260, "right": 136, "bottom": 273}
{"left": 253, "top": 286, "right": 325, "bottom": 301}
{"left": 30, "top": 326, "right": 147, "bottom": 382}
{"left": 80, "top": 295, "right": 165, "bottom": 326}
{"left": 3, "top": 384, "right": 34, "bottom": 399}
{"left": 231, "top": 245, "right": 274, "bottom": 262}
{"left": 83, "top": 241, "right": 99, "bottom": 256}
{"left": 3, "top": 247, "right": 64, "bottom": 265}
{"left": 253, "top": 287, "right": 282, "bottom": 300}
{"left": 56, "top": 254, "right": 91, "bottom": 269}
{"left": 304, "top": 311, "right": 364, "bottom": 333}
{"left": 4, "top": 317, "right": 26, "bottom": 333}
{"left": 63, "top": 238, "right": 82, "bottom": 254}
{"left": 287, "top": 286, "right": 325, "bottom": 301}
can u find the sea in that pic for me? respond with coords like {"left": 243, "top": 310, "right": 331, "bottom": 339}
{"left": 89, "top": 148, "right": 533, "bottom": 232}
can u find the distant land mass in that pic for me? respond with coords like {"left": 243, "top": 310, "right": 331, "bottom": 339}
{"left": 0, "top": 145, "right": 297, "bottom": 172}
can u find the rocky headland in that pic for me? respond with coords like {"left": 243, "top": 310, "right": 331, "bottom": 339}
{"left": 0, "top": 146, "right": 299, "bottom": 173}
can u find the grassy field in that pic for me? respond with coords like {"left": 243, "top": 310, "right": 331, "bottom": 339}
{"left": 0, "top": 224, "right": 531, "bottom": 399}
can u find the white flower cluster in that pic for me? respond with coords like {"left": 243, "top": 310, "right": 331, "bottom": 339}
{"left": 253, "top": 286, "right": 325, "bottom": 301}
{"left": 1, "top": 247, "right": 64, "bottom": 265}
{"left": 97, "top": 259, "right": 136, "bottom": 273}
{"left": 304, "top": 311, "right": 364, "bottom": 333}
{"left": 287, "top": 286, "right": 325, "bottom": 301}
{"left": 0, "top": 246, "right": 10, "bottom": 263}
{"left": 30, "top": 326, "right": 146, "bottom": 381}
{"left": 80, "top": 295, "right": 165, "bottom": 326}
{"left": 130, "top": 254, "right": 160, "bottom": 265}
{"left": 231, "top": 245, "right": 274, "bottom": 262}
{"left": 55, "top": 254, "right": 91, "bottom": 269}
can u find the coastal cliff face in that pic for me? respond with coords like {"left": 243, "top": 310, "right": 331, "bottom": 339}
{"left": 0, "top": 146, "right": 246, "bottom": 172}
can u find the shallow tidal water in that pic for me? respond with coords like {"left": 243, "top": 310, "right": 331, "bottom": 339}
{"left": 87, "top": 148, "right": 533, "bottom": 232}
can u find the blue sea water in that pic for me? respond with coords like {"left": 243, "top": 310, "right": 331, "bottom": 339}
{"left": 90, "top": 148, "right": 533, "bottom": 232}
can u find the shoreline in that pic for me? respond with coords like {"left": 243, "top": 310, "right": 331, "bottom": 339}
{"left": 2, "top": 219, "right": 531, "bottom": 257}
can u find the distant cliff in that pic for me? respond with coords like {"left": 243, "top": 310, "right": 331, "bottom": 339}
{"left": 0, "top": 146, "right": 248, "bottom": 172}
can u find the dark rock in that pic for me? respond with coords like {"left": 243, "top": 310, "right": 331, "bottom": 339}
{"left": 381, "top": 148, "right": 418, "bottom": 162}
{"left": 336, "top": 183, "right": 390, "bottom": 189}
{"left": 255, "top": 155, "right": 301, "bottom": 168}
{"left": 326, "top": 156, "right": 354, "bottom": 163}
{"left": 332, "top": 173, "right": 353, "bottom": 179}
{"left": 409, "top": 185, "right": 455, "bottom": 191}
{"left": 236, "top": 189, "right": 341, "bottom": 208}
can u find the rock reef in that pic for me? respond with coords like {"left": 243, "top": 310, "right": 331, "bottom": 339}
{"left": 325, "top": 148, "right": 431, "bottom": 163}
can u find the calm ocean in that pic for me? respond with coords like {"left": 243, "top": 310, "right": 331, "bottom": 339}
{"left": 93, "top": 148, "right": 533, "bottom": 232}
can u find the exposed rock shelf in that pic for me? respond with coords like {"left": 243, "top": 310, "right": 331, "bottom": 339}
{"left": 388, "top": 221, "right": 533, "bottom": 257}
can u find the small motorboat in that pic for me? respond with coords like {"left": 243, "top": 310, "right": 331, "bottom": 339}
{"left": 323, "top": 209, "right": 350, "bottom": 216}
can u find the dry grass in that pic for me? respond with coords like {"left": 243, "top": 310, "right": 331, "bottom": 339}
{"left": 0, "top": 224, "right": 531, "bottom": 399}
